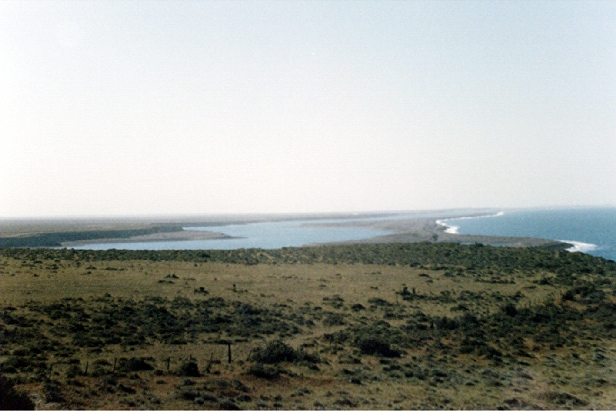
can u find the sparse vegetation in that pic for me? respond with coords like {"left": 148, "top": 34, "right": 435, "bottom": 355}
{"left": 1, "top": 243, "right": 616, "bottom": 408}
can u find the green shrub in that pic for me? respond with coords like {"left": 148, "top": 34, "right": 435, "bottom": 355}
{"left": 118, "top": 357, "right": 154, "bottom": 372}
{"left": 251, "top": 340, "right": 297, "bottom": 364}
{"left": 322, "top": 313, "right": 345, "bottom": 326}
{"left": 355, "top": 337, "right": 401, "bottom": 358}
{"left": 563, "top": 289, "right": 576, "bottom": 301}
{"left": 501, "top": 303, "right": 518, "bottom": 317}
{"left": 177, "top": 359, "right": 200, "bottom": 377}
{"left": 250, "top": 340, "right": 319, "bottom": 364}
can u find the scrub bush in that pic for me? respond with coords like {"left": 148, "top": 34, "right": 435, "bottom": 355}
{"left": 250, "top": 340, "right": 319, "bottom": 364}
{"left": 355, "top": 336, "right": 401, "bottom": 358}
{"left": 177, "top": 359, "right": 200, "bottom": 377}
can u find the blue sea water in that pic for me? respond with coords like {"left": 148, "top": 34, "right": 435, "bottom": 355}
{"left": 443, "top": 208, "right": 616, "bottom": 261}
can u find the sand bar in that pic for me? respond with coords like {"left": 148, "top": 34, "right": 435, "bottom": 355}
{"left": 60, "top": 229, "right": 239, "bottom": 247}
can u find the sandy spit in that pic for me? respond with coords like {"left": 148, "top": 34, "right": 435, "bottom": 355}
{"left": 61, "top": 230, "right": 240, "bottom": 247}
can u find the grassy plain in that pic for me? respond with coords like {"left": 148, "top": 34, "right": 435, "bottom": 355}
{"left": 1, "top": 244, "right": 616, "bottom": 409}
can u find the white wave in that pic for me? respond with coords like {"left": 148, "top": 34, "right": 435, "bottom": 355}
{"left": 435, "top": 219, "right": 458, "bottom": 233}
{"left": 445, "top": 225, "right": 459, "bottom": 234}
{"left": 437, "top": 211, "right": 504, "bottom": 235}
{"left": 559, "top": 240, "right": 598, "bottom": 253}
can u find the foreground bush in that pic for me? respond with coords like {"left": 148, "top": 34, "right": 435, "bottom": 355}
{"left": 0, "top": 373, "right": 35, "bottom": 410}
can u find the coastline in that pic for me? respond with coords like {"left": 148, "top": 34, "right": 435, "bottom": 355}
{"left": 559, "top": 240, "right": 598, "bottom": 253}
{"left": 60, "top": 229, "right": 240, "bottom": 247}
{"left": 313, "top": 214, "right": 571, "bottom": 250}
{"left": 434, "top": 212, "right": 597, "bottom": 253}
{"left": 435, "top": 211, "right": 505, "bottom": 234}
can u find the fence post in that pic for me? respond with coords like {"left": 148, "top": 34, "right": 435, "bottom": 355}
{"left": 206, "top": 353, "right": 214, "bottom": 374}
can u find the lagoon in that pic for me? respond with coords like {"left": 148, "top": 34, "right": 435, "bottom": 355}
{"left": 71, "top": 216, "right": 395, "bottom": 250}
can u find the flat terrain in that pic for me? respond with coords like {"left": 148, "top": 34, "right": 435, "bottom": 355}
{"left": 1, "top": 244, "right": 616, "bottom": 409}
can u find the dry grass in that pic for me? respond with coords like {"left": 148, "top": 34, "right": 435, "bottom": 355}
{"left": 0, "top": 258, "right": 555, "bottom": 311}
{"left": 1, "top": 246, "right": 616, "bottom": 409}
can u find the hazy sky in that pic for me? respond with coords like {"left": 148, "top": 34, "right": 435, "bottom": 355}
{"left": 1, "top": 0, "right": 615, "bottom": 217}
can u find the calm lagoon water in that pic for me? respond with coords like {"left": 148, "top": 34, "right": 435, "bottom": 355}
{"left": 443, "top": 208, "right": 616, "bottom": 261}
{"left": 72, "top": 216, "right": 397, "bottom": 251}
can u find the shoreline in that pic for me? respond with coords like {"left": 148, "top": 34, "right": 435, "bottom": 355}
{"left": 60, "top": 229, "right": 241, "bottom": 247}
{"left": 433, "top": 212, "right": 595, "bottom": 253}
{"left": 435, "top": 211, "right": 505, "bottom": 234}
{"left": 314, "top": 214, "right": 572, "bottom": 250}
{"left": 559, "top": 240, "right": 598, "bottom": 253}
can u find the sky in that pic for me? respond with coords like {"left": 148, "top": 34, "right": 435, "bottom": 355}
{"left": 1, "top": 0, "right": 615, "bottom": 217}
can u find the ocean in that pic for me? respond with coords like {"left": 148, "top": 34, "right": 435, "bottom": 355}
{"left": 442, "top": 207, "right": 616, "bottom": 262}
